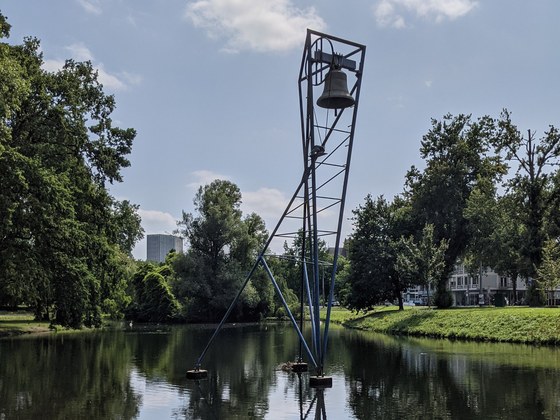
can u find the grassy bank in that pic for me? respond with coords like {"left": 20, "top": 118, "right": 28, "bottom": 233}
{"left": 6, "top": 306, "right": 560, "bottom": 345}
{"left": 0, "top": 311, "right": 106, "bottom": 338}
{"left": 0, "top": 311, "right": 52, "bottom": 337}
{"left": 319, "top": 306, "right": 392, "bottom": 324}
{"left": 343, "top": 306, "right": 560, "bottom": 345}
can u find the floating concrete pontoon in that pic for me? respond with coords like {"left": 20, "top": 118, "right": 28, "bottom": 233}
{"left": 291, "top": 362, "right": 308, "bottom": 373}
{"left": 309, "top": 376, "right": 333, "bottom": 388}
{"left": 186, "top": 369, "right": 208, "bottom": 380}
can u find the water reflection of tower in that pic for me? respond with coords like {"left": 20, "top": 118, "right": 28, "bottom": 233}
{"left": 297, "top": 372, "right": 327, "bottom": 420}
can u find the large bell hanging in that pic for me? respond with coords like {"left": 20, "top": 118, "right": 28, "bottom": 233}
{"left": 316, "top": 68, "right": 355, "bottom": 109}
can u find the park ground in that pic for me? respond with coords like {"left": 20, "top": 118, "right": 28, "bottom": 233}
{"left": 322, "top": 305, "right": 560, "bottom": 345}
{"left": 3, "top": 306, "right": 560, "bottom": 345}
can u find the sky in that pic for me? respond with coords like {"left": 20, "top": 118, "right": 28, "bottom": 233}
{"left": 2, "top": 0, "right": 559, "bottom": 259}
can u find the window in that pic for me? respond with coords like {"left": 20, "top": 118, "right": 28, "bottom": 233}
{"left": 454, "top": 265, "right": 465, "bottom": 275}
{"left": 472, "top": 276, "right": 479, "bottom": 286}
{"left": 500, "top": 277, "right": 509, "bottom": 288}
{"left": 458, "top": 276, "right": 463, "bottom": 287}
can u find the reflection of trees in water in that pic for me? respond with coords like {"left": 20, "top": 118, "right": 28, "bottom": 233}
{"left": 342, "top": 331, "right": 560, "bottom": 419}
{"left": 0, "top": 331, "right": 141, "bottom": 419}
{"left": 154, "top": 323, "right": 303, "bottom": 419}
{"left": 4, "top": 324, "right": 558, "bottom": 419}
{"left": 161, "top": 323, "right": 335, "bottom": 419}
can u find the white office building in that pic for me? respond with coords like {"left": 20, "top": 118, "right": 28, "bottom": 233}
{"left": 147, "top": 234, "right": 183, "bottom": 263}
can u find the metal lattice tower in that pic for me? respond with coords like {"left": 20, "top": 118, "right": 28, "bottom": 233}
{"left": 187, "top": 29, "right": 366, "bottom": 384}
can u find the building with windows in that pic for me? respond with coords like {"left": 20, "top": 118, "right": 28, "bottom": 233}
{"left": 146, "top": 234, "right": 183, "bottom": 263}
{"left": 448, "top": 263, "right": 527, "bottom": 306}
{"left": 404, "top": 262, "right": 560, "bottom": 306}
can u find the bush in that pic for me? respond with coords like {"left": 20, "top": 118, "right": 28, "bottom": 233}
{"left": 137, "top": 272, "right": 181, "bottom": 322}
{"left": 275, "top": 306, "right": 287, "bottom": 320}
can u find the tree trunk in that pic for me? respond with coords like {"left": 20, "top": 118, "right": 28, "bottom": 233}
{"left": 397, "top": 293, "right": 403, "bottom": 311}
{"left": 511, "top": 271, "right": 518, "bottom": 305}
{"left": 427, "top": 284, "right": 431, "bottom": 309}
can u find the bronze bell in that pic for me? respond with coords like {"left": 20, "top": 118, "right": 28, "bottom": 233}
{"left": 316, "top": 68, "right": 355, "bottom": 109}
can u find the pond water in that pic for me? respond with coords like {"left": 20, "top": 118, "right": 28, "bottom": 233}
{"left": 1, "top": 322, "right": 559, "bottom": 419}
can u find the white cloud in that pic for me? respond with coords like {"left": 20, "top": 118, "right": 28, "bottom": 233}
{"left": 42, "top": 59, "right": 66, "bottom": 73}
{"left": 132, "top": 209, "right": 180, "bottom": 260}
{"left": 138, "top": 209, "right": 179, "bottom": 234}
{"left": 41, "top": 42, "right": 139, "bottom": 91}
{"left": 241, "top": 187, "right": 288, "bottom": 220}
{"left": 241, "top": 187, "right": 292, "bottom": 254}
{"left": 66, "top": 43, "right": 94, "bottom": 61}
{"left": 77, "top": 0, "right": 102, "bottom": 15}
{"left": 373, "top": 0, "right": 477, "bottom": 28}
{"left": 187, "top": 170, "right": 231, "bottom": 189}
{"left": 120, "top": 71, "right": 143, "bottom": 86}
{"left": 184, "top": 0, "right": 326, "bottom": 53}
{"left": 96, "top": 66, "right": 128, "bottom": 90}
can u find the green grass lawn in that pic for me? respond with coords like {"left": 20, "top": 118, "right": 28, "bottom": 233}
{"left": 6, "top": 306, "right": 560, "bottom": 345}
{"left": 0, "top": 311, "right": 52, "bottom": 337}
{"left": 343, "top": 306, "right": 560, "bottom": 344}
{"left": 319, "top": 305, "right": 407, "bottom": 324}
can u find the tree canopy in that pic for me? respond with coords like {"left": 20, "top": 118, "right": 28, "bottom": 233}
{"left": 173, "top": 179, "right": 271, "bottom": 321}
{"left": 0, "top": 14, "right": 143, "bottom": 327}
{"left": 404, "top": 114, "right": 506, "bottom": 306}
{"left": 345, "top": 111, "right": 560, "bottom": 309}
{"left": 346, "top": 195, "right": 410, "bottom": 310}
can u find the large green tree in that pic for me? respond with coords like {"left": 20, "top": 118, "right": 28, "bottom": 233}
{"left": 346, "top": 195, "right": 411, "bottom": 311}
{"left": 173, "top": 179, "right": 270, "bottom": 321}
{"left": 0, "top": 14, "right": 142, "bottom": 326}
{"left": 495, "top": 112, "right": 560, "bottom": 279}
{"left": 404, "top": 114, "right": 505, "bottom": 307}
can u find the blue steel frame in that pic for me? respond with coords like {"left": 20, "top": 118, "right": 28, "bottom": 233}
{"left": 192, "top": 29, "right": 365, "bottom": 377}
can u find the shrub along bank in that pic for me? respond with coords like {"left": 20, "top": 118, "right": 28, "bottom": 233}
{"left": 342, "top": 307, "right": 560, "bottom": 345}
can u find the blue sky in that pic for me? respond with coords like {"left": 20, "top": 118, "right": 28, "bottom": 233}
{"left": 3, "top": 0, "right": 559, "bottom": 259}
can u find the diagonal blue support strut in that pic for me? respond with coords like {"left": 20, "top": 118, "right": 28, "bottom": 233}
{"left": 260, "top": 256, "right": 318, "bottom": 368}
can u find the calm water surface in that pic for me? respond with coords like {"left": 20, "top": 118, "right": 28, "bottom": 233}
{"left": 1, "top": 322, "right": 560, "bottom": 419}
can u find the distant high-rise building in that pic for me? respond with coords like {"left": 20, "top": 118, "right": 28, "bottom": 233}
{"left": 146, "top": 234, "right": 183, "bottom": 263}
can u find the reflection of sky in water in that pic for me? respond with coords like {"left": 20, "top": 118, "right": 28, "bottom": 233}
{"left": 265, "top": 371, "right": 356, "bottom": 420}
{"left": 130, "top": 368, "right": 188, "bottom": 419}
{"left": 130, "top": 364, "right": 354, "bottom": 419}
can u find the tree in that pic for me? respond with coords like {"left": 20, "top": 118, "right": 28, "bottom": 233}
{"left": 405, "top": 114, "right": 506, "bottom": 307}
{"left": 0, "top": 14, "right": 142, "bottom": 326}
{"left": 495, "top": 111, "right": 560, "bottom": 280}
{"left": 396, "top": 224, "right": 448, "bottom": 308}
{"left": 464, "top": 177, "right": 500, "bottom": 270}
{"left": 487, "top": 193, "right": 525, "bottom": 303}
{"left": 109, "top": 200, "right": 144, "bottom": 257}
{"left": 140, "top": 271, "right": 181, "bottom": 322}
{"left": 280, "top": 229, "right": 331, "bottom": 303}
{"left": 536, "top": 239, "right": 560, "bottom": 306}
{"left": 547, "top": 170, "right": 560, "bottom": 240}
{"left": 173, "top": 179, "right": 271, "bottom": 321}
{"left": 346, "top": 195, "right": 410, "bottom": 311}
